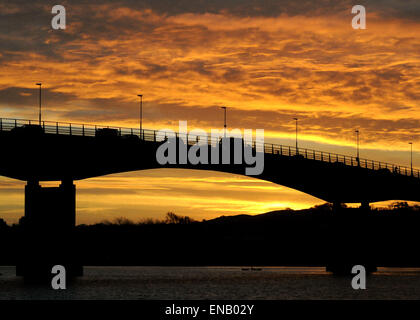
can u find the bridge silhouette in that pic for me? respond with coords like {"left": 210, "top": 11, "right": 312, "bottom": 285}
{"left": 1, "top": 117, "right": 419, "bottom": 203}
{"left": 1, "top": 117, "right": 419, "bottom": 279}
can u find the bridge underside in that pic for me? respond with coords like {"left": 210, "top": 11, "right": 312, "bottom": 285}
{"left": 16, "top": 179, "right": 82, "bottom": 281}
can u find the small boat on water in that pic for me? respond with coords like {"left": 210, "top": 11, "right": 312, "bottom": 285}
{"left": 241, "top": 267, "right": 262, "bottom": 271}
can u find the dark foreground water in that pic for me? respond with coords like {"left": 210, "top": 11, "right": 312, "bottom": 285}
{"left": 1, "top": 266, "right": 420, "bottom": 300}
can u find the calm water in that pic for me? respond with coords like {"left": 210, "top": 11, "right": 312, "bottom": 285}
{"left": 1, "top": 266, "right": 420, "bottom": 300}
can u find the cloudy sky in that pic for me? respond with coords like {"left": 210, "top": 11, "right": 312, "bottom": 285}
{"left": 0, "top": 0, "right": 419, "bottom": 224}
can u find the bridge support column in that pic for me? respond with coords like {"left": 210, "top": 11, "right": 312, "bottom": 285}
{"left": 326, "top": 201, "right": 377, "bottom": 275}
{"left": 332, "top": 201, "right": 342, "bottom": 214}
{"left": 17, "top": 179, "right": 83, "bottom": 282}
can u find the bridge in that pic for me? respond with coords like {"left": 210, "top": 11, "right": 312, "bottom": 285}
{"left": 1, "top": 117, "right": 419, "bottom": 279}
{"left": 1, "top": 117, "right": 419, "bottom": 203}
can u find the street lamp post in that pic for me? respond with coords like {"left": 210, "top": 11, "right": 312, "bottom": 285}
{"left": 138, "top": 94, "right": 143, "bottom": 139}
{"left": 36, "top": 83, "right": 42, "bottom": 125}
{"left": 409, "top": 142, "right": 413, "bottom": 176}
{"left": 355, "top": 129, "right": 360, "bottom": 166}
{"left": 293, "top": 118, "right": 298, "bottom": 154}
{"left": 221, "top": 106, "right": 227, "bottom": 138}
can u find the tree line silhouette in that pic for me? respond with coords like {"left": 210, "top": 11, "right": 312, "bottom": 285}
{"left": 2, "top": 202, "right": 420, "bottom": 268}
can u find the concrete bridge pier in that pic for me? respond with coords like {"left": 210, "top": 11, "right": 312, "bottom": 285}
{"left": 16, "top": 179, "right": 83, "bottom": 282}
{"left": 360, "top": 201, "right": 370, "bottom": 212}
{"left": 326, "top": 201, "right": 377, "bottom": 275}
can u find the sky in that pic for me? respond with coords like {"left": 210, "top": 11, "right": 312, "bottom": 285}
{"left": 0, "top": 0, "right": 419, "bottom": 224}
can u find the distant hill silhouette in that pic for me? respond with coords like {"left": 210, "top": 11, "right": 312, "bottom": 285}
{"left": 2, "top": 202, "right": 420, "bottom": 268}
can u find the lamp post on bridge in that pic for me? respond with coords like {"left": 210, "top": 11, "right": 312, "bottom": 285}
{"left": 293, "top": 118, "right": 298, "bottom": 155}
{"left": 138, "top": 94, "right": 143, "bottom": 139}
{"left": 409, "top": 142, "right": 413, "bottom": 176}
{"left": 36, "top": 83, "right": 42, "bottom": 125}
{"left": 355, "top": 129, "right": 360, "bottom": 166}
{"left": 221, "top": 106, "right": 227, "bottom": 138}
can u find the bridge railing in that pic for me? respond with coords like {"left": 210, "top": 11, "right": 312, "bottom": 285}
{"left": 263, "top": 143, "right": 418, "bottom": 177}
{"left": 0, "top": 117, "right": 418, "bottom": 179}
